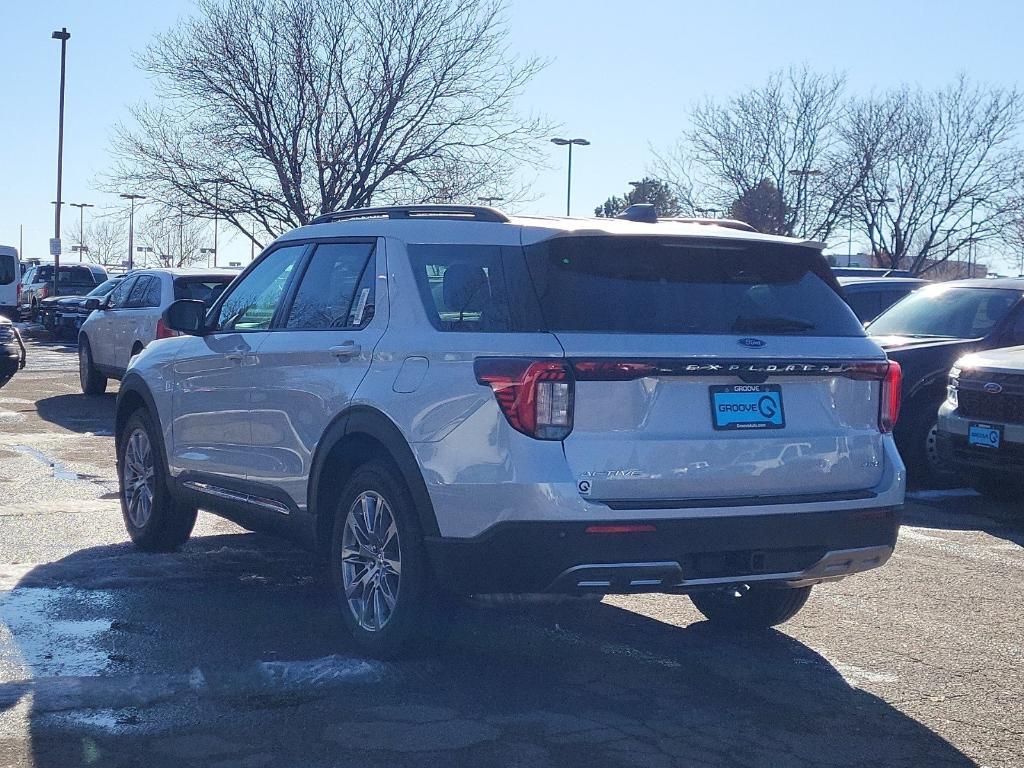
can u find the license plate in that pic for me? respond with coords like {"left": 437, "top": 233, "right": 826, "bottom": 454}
{"left": 968, "top": 422, "right": 1002, "bottom": 449}
{"left": 710, "top": 384, "right": 785, "bottom": 431}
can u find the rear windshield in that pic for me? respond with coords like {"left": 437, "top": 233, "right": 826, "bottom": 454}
{"left": 174, "top": 276, "right": 233, "bottom": 306}
{"left": 868, "top": 286, "right": 1021, "bottom": 339}
{"left": 522, "top": 237, "right": 864, "bottom": 336}
{"left": 32, "top": 265, "right": 98, "bottom": 285}
{"left": 0, "top": 254, "right": 15, "bottom": 286}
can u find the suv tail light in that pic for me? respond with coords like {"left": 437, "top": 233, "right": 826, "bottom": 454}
{"left": 155, "top": 318, "right": 180, "bottom": 340}
{"left": 474, "top": 358, "right": 574, "bottom": 440}
{"left": 879, "top": 361, "right": 902, "bottom": 433}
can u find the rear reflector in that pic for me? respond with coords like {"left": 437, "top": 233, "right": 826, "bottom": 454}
{"left": 585, "top": 524, "right": 657, "bottom": 534}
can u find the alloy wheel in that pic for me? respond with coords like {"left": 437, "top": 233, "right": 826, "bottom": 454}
{"left": 123, "top": 428, "right": 156, "bottom": 528}
{"left": 341, "top": 491, "right": 402, "bottom": 632}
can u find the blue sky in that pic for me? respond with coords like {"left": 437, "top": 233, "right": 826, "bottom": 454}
{"left": 2, "top": 0, "right": 1022, "bottom": 266}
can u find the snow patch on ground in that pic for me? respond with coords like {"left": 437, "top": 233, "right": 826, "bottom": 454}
{"left": 0, "top": 586, "right": 114, "bottom": 678}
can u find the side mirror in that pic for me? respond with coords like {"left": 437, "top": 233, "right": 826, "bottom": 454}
{"left": 163, "top": 299, "right": 207, "bottom": 336}
{"left": 84, "top": 298, "right": 102, "bottom": 311}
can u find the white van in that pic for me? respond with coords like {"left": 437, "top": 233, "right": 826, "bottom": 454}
{"left": 0, "top": 246, "right": 20, "bottom": 320}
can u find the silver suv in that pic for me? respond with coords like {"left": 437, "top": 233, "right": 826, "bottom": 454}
{"left": 114, "top": 205, "right": 906, "bottom": 656}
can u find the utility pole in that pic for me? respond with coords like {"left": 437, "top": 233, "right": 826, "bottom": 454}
{"left": 51, "top": 27, "right": 71, "bottom": 291}
{"left": 200, "top": 177, "right": 232, "bottom": 267}
{"left": 69, "top": 202, "right": 93, "bottom": 261}
{"left": 120, "top": 193, "right": 145, "bottom": 270}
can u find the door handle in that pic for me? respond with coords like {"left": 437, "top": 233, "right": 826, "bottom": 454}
{"left": 329, "top": 341, "right": 361, "bottom": 359}
{"left": 225, "top": 352, "right": 244, "bottom": 363}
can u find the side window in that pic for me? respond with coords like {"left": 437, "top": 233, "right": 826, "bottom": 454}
{"left": 23, "top": 267, "right": 35, "bottom": 286}
{"left": 107, "top": 277, "right": 136, "bottom": 309}
{"left": 285, "top": 242, "right": 375, "bottom": 330}
{"left": 0, "top": 255, "right": 15, "bottom": 286}
{"left": 407, "top": 244, "right": 515, "bottom": 332}
{"left": 126, "top": 276, "right": 153, "bottom": 308}
{"left": 214, "top": 245, "right": 306, "bottom": 332}
{"left": 144, "top": 276, "right": 164, "bottom": 307}
{"left": 1008, "top": 308, "right": 1024, "bottom": 346}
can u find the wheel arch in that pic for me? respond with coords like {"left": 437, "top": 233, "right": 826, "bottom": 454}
{"left": 115, "top": 374, "right": 166, "bottom": 463}
{"left": 308, "top": 406, "right": 439, "bottom": 558}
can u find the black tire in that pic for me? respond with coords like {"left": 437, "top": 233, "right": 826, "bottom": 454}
{"left": 900, "top": 404, "right": 958, "bottom": 488}
{"left": 79, "top": 337, "right": 107, "bottom": 395}
{"left": 117, "top": 409, "right": 197, "bottom": 552}
{"left": 329, "top": 461, "right": 444, "bottom": 658}
{"left": 689, "top": 584, "right": 812, "bottom": 629}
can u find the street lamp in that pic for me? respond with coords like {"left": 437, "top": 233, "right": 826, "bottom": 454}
{"left": 69, "top": 202, "right": 93, "bottom": 261}
{"left": 550, "top": 138, "right": 590, "bottom": 216}
{"left": 200, "top": 177, "right": 232, "bottom": 267}
{"left": 136, "top": 245, "right": 154, "bottom": 268}
{"left": 695, "top": 207, "right": 721, "bottom": 218}
{"left": 477, "top": 196, "right": 504, "bottom": 206}
{"left": 120, "top": 193, "right": 145, "bottom": 270}
{"left": 51, "top": 27, "right": 71, "bottom": 285}
{"left": 788, "top": 168, "right": 822, "bottom": 237}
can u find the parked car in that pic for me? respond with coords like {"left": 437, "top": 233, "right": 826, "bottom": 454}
{"left": 0, "top": 315, "right": 26, "bottom": 388}
{"left": 114, "top": 204, "right": 905, "bottom": 656}
{"left": 79, "top": 268, "right": 236, "bottom": 393}
{"left": 831, "top": 267, "right": 913, "bottom": 278}
{"left": 866, "top": 278, "right": 1024, "bottom": 483}
{"left": 20, "top": 263, "right": 108, "bottom": 321}
{"left": 936, "top": 345, "right": 1024, "bottom": 500}
{"left": 39, "top": 276, "right": 128, "bottom": 338}
{"left": 0, "top": 246, "right": 20, "bottom": 321}
{"left": 838, "top": 276, "right": 929, "bottom": 323}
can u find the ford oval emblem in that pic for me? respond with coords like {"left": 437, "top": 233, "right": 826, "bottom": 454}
{"left": 738, "top": 338, "right": 766, "bottom": 349}
{"left": 984, "top": 382, "right": 1003, "bottom": 394}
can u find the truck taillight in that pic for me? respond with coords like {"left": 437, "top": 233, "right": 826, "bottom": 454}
{"left": 155, "top": 318, "right": 179, "bottom": 340}
{"left": 474, "top": 358, "right": 574, "bottom": 440}
{"left": 879, "top": 361, "right": 902, "bottom": 433}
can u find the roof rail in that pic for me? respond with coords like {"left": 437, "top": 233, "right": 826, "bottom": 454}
{"left": 660, "top": 217, "right": 757, "bottom": 233}
{"left": 310, "top": 204, "right": 510, "bottom": 225}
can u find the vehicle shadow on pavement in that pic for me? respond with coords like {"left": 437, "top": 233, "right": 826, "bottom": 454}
{"left": 0, "top": 533, "right": 976, "bottom": 768}
{"left": 902, "top": 497, "right": 1024, "bottom": 548}
{"left": 35, "top": 394, "right": 117, "bottom": 435}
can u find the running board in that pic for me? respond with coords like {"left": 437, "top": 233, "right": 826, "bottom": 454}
{"left": 182, "top": 480, "right": 291, "bottom": 516}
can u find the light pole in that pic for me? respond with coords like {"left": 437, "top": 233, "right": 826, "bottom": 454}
{"left": 51, "top": 27, "right": 70, "bottom": 288}
{"left": 477, "top": 196, "right": 504, "bottom": 206}
{"left": 120, "top": 193, "right": 145, "bottom": 270}
{"left": 69, "top": 202, "right": 93, "bottom": 261}
{"left": 200, "top": 177, "right": 232, "bottom": 267}
{"left": 550, "top": 138, "right": 590, "bottom": 216}
{"left": 787, "top": 168, "right": 822, "bottom": 237}
{"left": 695, "top": 207, "right": 721, "bottom": 219}
{"left": 136, "top": 246, "right": 154, "bottom": 268}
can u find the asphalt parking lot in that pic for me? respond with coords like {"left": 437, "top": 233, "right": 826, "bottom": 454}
{"left": 0, "top": 340, "right": 1021, "bottom": 767}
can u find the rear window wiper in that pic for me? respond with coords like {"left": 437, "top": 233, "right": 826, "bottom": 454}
{"left": 731, "top": 316, "right": 816, "bottom": 333}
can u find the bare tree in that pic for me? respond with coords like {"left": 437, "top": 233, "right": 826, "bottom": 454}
{"left": 62, "top": 218, "right": 127, "bottom": 269}
{"left": 662, "top": 66, "right": 856, "bottom": 240}
{"left": 846, "top": 78, "right": 1024, "bottom": 275}
{"left": 107, "top": 0, "right": 547, "bottom": 243}
{"left": 136, "top": 209, "right": 210, "bottom": 268}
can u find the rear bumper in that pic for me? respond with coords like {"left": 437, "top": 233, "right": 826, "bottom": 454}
{"left": 424, "top": 507, "right": 900, "bottom": 595}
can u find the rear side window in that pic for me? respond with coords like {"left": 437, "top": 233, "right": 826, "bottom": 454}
{"left": 174, "top": 277, "right": 231, "bottom": 307}
{"left": 523, "top": 237, "right": 864, "bottom": 336}
{"left": 0, "top": 254, "right": 14, "bottom": 286}
{"left": 286, "top": 242, "right": 375, "bottom": 330}
{"left": 407, "top": 244, "right": 541, "bottom": 332}
{"left": 868, "top": 286, "right": 1020, "bottom": 339}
